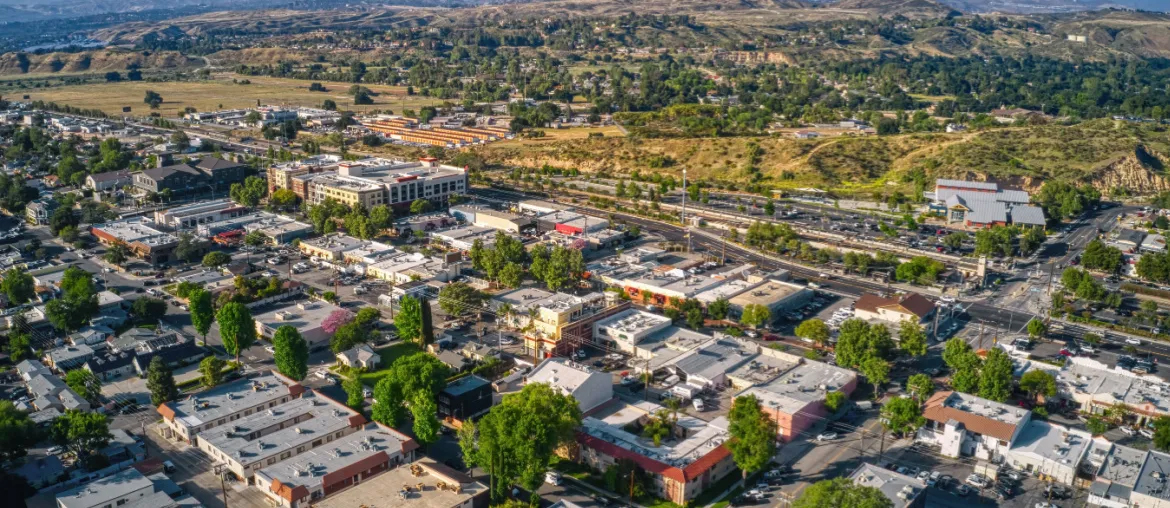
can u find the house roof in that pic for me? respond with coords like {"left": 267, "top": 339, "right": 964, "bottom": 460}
{"left": 141, "top": 164, "right": 201, "bottom": 182}
{"left": 88, "top": 170, "right": 132, "bottom": 183}
{"left": 854, "top": 293, "right": 935, "bottom": 319}
{"left": 195, "top": 157, "right": 245, "bottom": 172}
{"left": 923, "top": 391, "right": 1020, "bottom": 442}
{"left": 1010, "top": 205, "right": 1047, "bottom": 226}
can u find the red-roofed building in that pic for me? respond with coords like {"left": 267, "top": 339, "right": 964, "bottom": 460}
{"left": 567, "top": 405, "right": 737, "bottom": 505}
{"left": 853, "top": 293, "right": 936, "bottom": 325}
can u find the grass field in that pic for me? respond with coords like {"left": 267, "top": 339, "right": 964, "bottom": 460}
{"left": 18, "top": 73, "right": 447, "bottom": 118}
{"left": 357, "top": 342, "right": 423, "bottom": 387}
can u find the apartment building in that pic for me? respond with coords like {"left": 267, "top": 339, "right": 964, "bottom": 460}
{"left": 301, "top": 158, "right": 468, "bottom": 212}
{"left": 157, "top": 373, "right": 304, "bottom": 444}
{"left": 196, "top": 393, "right": 367, "bottom": 480}
{"left": 491, "top": 288, "right": 601, "bottom": 356}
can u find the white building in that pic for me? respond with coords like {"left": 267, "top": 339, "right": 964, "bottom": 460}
{"left": 918, "top": 391, "right": 1030, "bottom": 461}
{"left": 157, "top": 373, "right": 302, "bottom": 444}
{"left": 525, "top": 357, "right": 613, "bottom": 413}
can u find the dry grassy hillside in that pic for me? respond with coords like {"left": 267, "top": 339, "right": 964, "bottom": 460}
{"left": 0, "top": 50, "right": 199, "bottom": 76}
{"left": 473, "top": 119, "right": 1170, "bottom": 195}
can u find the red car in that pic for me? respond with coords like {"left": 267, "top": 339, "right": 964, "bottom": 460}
{"left": 763, "top": 334, "right": 781, "bottom": 341}
{"left": 1059, "top": 348, "right": 1075, "bottom": 357}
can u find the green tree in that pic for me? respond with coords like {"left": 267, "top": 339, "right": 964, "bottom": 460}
{"left": 860, "top": 357, "right": 890, "bottom": 390}
{"left": 459, "top": 383, "right": 582, "bottom": 502}
{"left": 7, "top": 331, "right": 30, "bottom": 362}
{"left": 146, "top": 356, "right": 178, "bottom": 406}
{"left": 1087, "top": 416, "right": 1111, "bottom": 436}
{"left": 824, "top": 391, "right": 847, "bottom": 413}
{"left": 189, "top": 288, "right": 214, "bottom": 344}
{"left": 396, "top": 295, "right": 423, "bottom": 344}
{"left": 202, "top": 251, "right": 231, "bottom": 268}
{"left": 273, "top": 325, "right": 308, "bottom": 381}
{"left": 728, "top": 394, "right": 778, "bottom": 479}
{"left": 330, "top": 322, "right": 366, "bottom": 353}
{"left": 371, "top": 376, "right": 405, "bottom": 427}
{"left": 897, "top": 320, "right": 928, "bottom": 357}
{"left": 200, "top": 356, "right": 226, "bottom": 387}
{"left": 943, "top": 232, "right": 966, "bottom": 250}
{"left": 499, "top": 262, "right": 522, "bottom": 289}
{"left": 1019, "top": 369, "right": 1056, "bottom": 405}
{"left": 65, "top": 369, "right": 101, "bottom": 402}
{"left": 1, "top": 267, "right": 34, "bottom": 305}
{"left": 438, "top": 282, "right": 485, "bottom": 317}
{"left": 411, "top": 397, "right": 441, "bottom": 446}
{"left": 1027, "top": 318, "right": 1047, "bottom": 338}
{"left": 0, "top": 401, "right": 38, "bottom": 463}
{"left": 795, "top": 319, "right": 831, "bottom": 347}
{"left": 45, "top": 266, "right": 99, "bottom": 332}
{"left": 1155, "top": 417, "right": 1170, "bottom": 452}
{"left": 881, "top": 397, "right": 925, "bottom": 437}
{"left": 793, "top": 478, "right": 892, "bottom": 508}
{"left": 740, "top": 303, "right": 771, "bottom": 329}
{"left": 344, "top": 374, "right": 365, "bottom": 409}
{"left": 103, "top": 243, "right": 129, "bottom": 266}
{"left": 410, "top": 198, "right": 432, "bottom": 215}
{"left": 131, "top": 297, "right": 167, "bottom": 323}
{"left": 978, "top": 348, "right": 1014, "bottom": 402}
{"left": 216, "top": 302, "right": 256, "bottom": 365}
{"left": 708, "top": 298, "right": 730, "bottom": 320}
{"left": 907, "top": 373, "right": 935, "bottom": 401}
{"left": 51, "top": 410, "right": 112, "bottom": 460}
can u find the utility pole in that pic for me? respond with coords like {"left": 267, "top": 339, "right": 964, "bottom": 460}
{"left": 214, "top": 464, "right": 229, "bottom": 508}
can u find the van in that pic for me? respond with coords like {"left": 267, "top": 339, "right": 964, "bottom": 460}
{"left": 693, "top": 398, "right": 706, "bottom": 411}
{"left": 855, "top": 401, "right": 874, "bottom": 410}
{"left": 163, "top": 460, "right": 176, "bottom": 473}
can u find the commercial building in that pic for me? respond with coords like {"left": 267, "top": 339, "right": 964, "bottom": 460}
{"left": 927, "top": 179, "right": 1046, "bottom": 228}
{"left": 526, "top": 357, "right": 613, "bottom": 414}
{"left": 1003, "top": 420, "right": 1091, "bottom": 485}
{"left": 154, "top": 198, "right": 249, "bottom": 229}
{"left": 312, "top": 460, "right": 488, "bottom": 508}
{"left": 297, "top": 234, "right": 366, "bottom": 261}
{"left": 196, "top": 393, "right": 369, "bottom": 480}
{"left": 253, "top": 300, "right": 347, "bottom": 351}
{"left": 735, "top": 354, "right": 857, "bottom": 442}
{"left": 848, "top": 464, "right": 926, "bottom": 508}
{"left": 438, "top": 375, "right": 493, "bottom": 422}
{"left": 518, "top": 199, "right": 570, "bottom": 215}
{"left": 133, "top": 157, "right": 248, "bottom": 194}
{"left": 1087, "top": 442, "right": 1150, "bottom": 508}
{"left": 572, "top": 402, "right": 735, "bottom": 505}
{"left": 366, "top": 252, "right": 460, "bottom": 284}
{"left": 917, "top": 391, "right": 1031, "bottom": 461}
{"left": 90, "top": 217, "right": 183, "bottom": 265}
{"left": 254, "top": 423, "right": 417, "bottom": 508}
{"left": 727, "top": 279, "right": 812, "bottom": 324}
{"left": 267, "top": 155, "right": 343, "bottom": 194}
{"left": 197, "top": 211, "right": 313, "bottom": 245}
{"left": 1131, "top": 450, "right": 1170, "bottom": 508}
{"left": 342, "top": 240, "right": 396, "bottom": 265}
{"left": 1049, "top": 356, "right": 1170, "bottom": 426}
{"left": 853, "top": 293, "right": 936, "bottom": 325}
{"left": 491, "top": 288, "right": 601, "bottom": 356}
{"left": 620, "top": 268, "right": 736, "bottom": 307}
{"left": 55, "top": 468, "right": 195, "bottom": 508}
{"left": 157, "top": 373, "right": 303, "bottom": 444}
{"left": 430, "top": 226, "right": 500, "bottom": 251}
{"left": 450, "top": 205, "right": 532, "bottom": 233}
{"left": 302, "top": 158, "right": 468, "bottom": 212}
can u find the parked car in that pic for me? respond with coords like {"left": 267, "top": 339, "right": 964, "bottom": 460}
{"left": 816, "top": 432, "right": 838, "bottom": 442}
{"left": 966, "top": 474, "right": 989, "bottom": 488}
{"left": 1141, "top": 428, "right": 1156, "bottom": 439}
{"left": 955, "top": 484, "right": 972, "bottom": 496}
{"left": 1122, "top": 426, "right": 1137, "bottom": 436}
{"left": 1127, "top": 337, "right": 1143, "bottom": 345}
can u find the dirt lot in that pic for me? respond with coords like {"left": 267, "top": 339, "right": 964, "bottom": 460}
{"left": 19, "top": 73, "right": 443, "bottom": 118}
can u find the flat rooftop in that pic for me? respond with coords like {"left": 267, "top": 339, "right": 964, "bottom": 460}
{"left": 163, "top": 374, "right": 294, "bottom": 429}
{"left": 344, "top": 241, "right": 395, "bottom": 260}
{"left": 313, "top": 460, "right": 485, "bottom": 508}
{"left": 729, "top": 280, "right": 808, "bottom": 307}
{"left": 664, "top": 336, "right": 758, "bottom": 384}
{"left": 159, "top": 198, "right": 237, "bottom": 218}
{"left": 1135, "top": 450, "right": 1170, "bottom": 502}
{"left": 625, "top": 269, "right": 729, "bottom": 298}
{"left": 1008, "top": 420, "right": 1091, "bottom": 469}
{"left": 301, "top": 233, "right": 366, "bottom": 252}
{"left": 204, "top": 394, "right": 359, "bottom": 462}
{"left": 695, "top": 278, "right": 757, "bottom": 304}
{"left": 493, "top": 286, "right": 585, "bottom": 314}
{"left": 57, "top": 468, "right": 152, "bottom": 508}
{"left": 594, "top": 309, "right": 673, "bottom": 342}
{"left": 256, "top": 423, "right": 407, "bottom": 493}
{"left": 738, "top": 359, "right": 857, "bottom": 415}
{"left": 582, "top": 402, "right": 730, "bottom": 468}
{"left": 93, "top": 218, "right": 177, "bottom": 245}
{"left": 199, "top": 396, "right": 318, "bottom": 448}
{"left": 310, "top": 173, "right": 383, "bottom": 192}
{"left": 1058, "top": 358, "right": 1170, "bottom": 414}
{"left": 527, "top": 357, "right": 606, "bottom": 395}
{"left": 635, "top": 326, "right": 718, "bottom": 372}
{"left": 253, "top": 301, "right": 346, "bottom": 339}
{"left": 1099, "top": 443, "right": 1148, "bottom": 486}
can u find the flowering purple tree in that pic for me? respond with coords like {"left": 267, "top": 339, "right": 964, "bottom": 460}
{"left": 322, "top": 309, "right": 355, "bottom": 335}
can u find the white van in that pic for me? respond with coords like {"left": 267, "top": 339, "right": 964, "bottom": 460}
{"left": 693, "top": 398, "right": 706, "bottom": 411}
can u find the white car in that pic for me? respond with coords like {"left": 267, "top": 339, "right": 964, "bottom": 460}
{"left": 545, "top": 471, "right": 562, "bottom": 486}
{"left": 693, "top": 398, "right": 706, "bottom": 411}
{"left": 1035, "top": 503, "right": 1059, "bottom": 508}
{"left": 264, "top": 345, "right": 275, "bottom": 354}
{"left": 1141, "top": 428, "right": 1156, "bottom": 439}
{"left": 1079, "top": 344, "right": 1096, "bottom": 354}
{"left": 1121, "top": 426, "right": 1137, "bottom": 436}
{"left": 816, "top": 432, "right": 838, "bottom": 442}
{"left": 1127, "top": 338, "right": 1143, "bottom": 345}
{"left": 916, "top": 471, "right": 930, "bottom": 482}
{"left": 966, "top": 474, "right": 988, "bottom": 488}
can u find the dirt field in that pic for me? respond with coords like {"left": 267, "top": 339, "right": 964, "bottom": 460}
{"left": 494, "top": 125, "right": 626, "bottom": 146}
{"left": 18, "top": 73, "right": 446, "bottom": 118}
